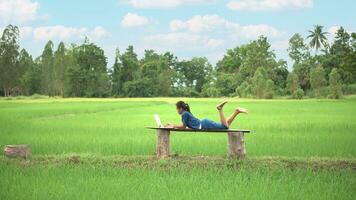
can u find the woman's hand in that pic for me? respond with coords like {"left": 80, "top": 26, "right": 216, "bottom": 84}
{"left": 164, "top": 123, "right": 174, "bottom": 128}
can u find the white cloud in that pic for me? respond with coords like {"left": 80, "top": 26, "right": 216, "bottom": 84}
{"left": 170, "top": 15, "right": 228, "bottom": 33}
{"left": 89, "top": 26, "right": 111, "bottom": 41}
{"left": 144, "top": 32, "right": 223, "bottom": 50}
{"left": 33, "top": 26, "right": 87, "bottom": 41}
{"left": 227, "top": 0, "right": 313, "bottom": 11}
{"left": 207, "top": 39, "right": 224, "bottom": 48}
{"left": 145, "top": 14, "right": 287, "bottom": 65}
{"left": 0, "top": 0, "right": 40, "bottom": 24}
{"left": 19, "top": 26, "right": 33, "bottom": 38}
{"left": 238, "top": 24, "right": 283, "bottom": 38}
{"left": 32, "top": 26, "right": 110, "bottom": 41}
{"left": 170, "top": 14, "right": 284, "bottom": 39}
{"left": 122, "top": 0, "right": 215, "bottom": 9}
{"left": 121, "top": 13, "right": 149, "bottom": 27}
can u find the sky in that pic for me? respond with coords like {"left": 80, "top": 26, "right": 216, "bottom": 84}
{"left": 0, "top": 0, "right": 355, "bottom": 69}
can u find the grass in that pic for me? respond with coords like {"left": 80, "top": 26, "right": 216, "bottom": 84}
{"left": 1, "top": 97, "right": 356, "bottom": 157}
{"left": 0, "top": 97, "right": 356, "bottom": 199}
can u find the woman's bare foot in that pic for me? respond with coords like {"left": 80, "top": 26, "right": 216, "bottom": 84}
{"left": 216, "top": 100, "right": 228, "bottom": 110}
{"left": 236, "top": 107, "right": 248, "bottom": 114}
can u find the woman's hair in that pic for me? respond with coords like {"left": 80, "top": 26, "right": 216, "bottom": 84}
{"left": 176, "top": 101, "right": 191, "bottom": 113}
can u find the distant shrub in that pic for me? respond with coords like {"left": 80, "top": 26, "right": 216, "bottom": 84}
{"left": 293, "top": 88, "right": 304, "bottom": 99}
{"left": 201, "top": 84, "right": 220, "bottom": 97}
{"left": 264, "top": 80, "right": 275, "bottom": 99}
{"left": 30, "top": 93, "right": 48, "bottom": 99}
{"left": 15, "top": 96, "right": 26, "bottom": 100}
{"left": 343, "top": 84, "right": 356, "bottom": 95}
{"left": 235, "top": 81, "right": 253, "bottom": 98}
{"left": 328, "top": 68, "right": 343, "bottom": 99}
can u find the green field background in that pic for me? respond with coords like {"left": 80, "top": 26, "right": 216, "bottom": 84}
{"left": 1, "top": 97, "right": 356, "bottom": 200}
{"left": 1, "top": 97, "right": 355, "bottom": 157}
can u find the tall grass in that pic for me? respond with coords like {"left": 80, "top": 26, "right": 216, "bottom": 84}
{"left": 1, "top": 98, "right": 355, "bottom": 157}
{"left": 1, "top": 98, "right": 356, "bottom": 199}
{"left": 0, "top": 161, "right": 355, "bottom": 200}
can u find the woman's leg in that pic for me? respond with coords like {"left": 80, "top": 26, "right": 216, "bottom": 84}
{"left": 227, "top": 108, "right": 248, "bottom": 126}
{"left": 216, "top": 101, "right": 229, "bottom": 128}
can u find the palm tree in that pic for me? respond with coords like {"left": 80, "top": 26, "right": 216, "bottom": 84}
{"left": 307, "top": 25, "right": 328, "bottom": 54}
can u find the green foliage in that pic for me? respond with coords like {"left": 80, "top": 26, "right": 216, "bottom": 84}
{"left": 307, "top": 25, "right": 329, "bottom": 54}
{"left": 19, "top": 49, "right": 40, "bottom": 95}
{"left": 251, "top": 67, "right": 275, "bottom": 99}
{"left": 0, "top": 25, "right": 20, "bottom": 96}
{"left": 235, "top": 81, "right": 253, "bottom": 98}
{"left": 1, "top": 24, "right": 356, "bottom": 99}
{"left": 288, "top": 33, "right": 310, "bottom": 64}
{"left": 214, "top": 73, "right": 239, "bottom": 97}
{"left": 328, "top": 68, "right": 343, "bottom": 99}
{"left": 342, "top": 83, "right": 356, "bottom": 95}
{"left": 201, "top": 83, "right": 220, "bottom": 97}
{"left": 264, "top": 80, "right": 275, "bottom": 99}
{"left": 293, "top": 61, "right": 312, "bottom": 91}
{"left": 286, "top": 72, "right": 299, "bottom": 94}
{"left": 40, "top": 40, "right": 55, "bottom": 95}
{"left": 293, "top": 88, "right": 304, "bottom": 99}
{"left": 310, "top": 66, "right": 327, "bottom": 97}
{"left": 65, "top": 41, "right": 109, "bottom": 97}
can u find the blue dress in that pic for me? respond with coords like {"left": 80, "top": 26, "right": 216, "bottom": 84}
{"left": 181, "top": 111, "right": 227, "bottom": 130}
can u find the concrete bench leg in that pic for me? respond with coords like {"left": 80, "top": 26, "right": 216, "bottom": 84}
{"left": 227, "top": 132, "right": 246, "bottom": 159}
{"left": 156, "top": 129, "right": 170, "bottom": 158}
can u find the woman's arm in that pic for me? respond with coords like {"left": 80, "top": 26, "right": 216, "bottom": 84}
{"left": 165, "top": 123, "right": 186, "bottom": 129}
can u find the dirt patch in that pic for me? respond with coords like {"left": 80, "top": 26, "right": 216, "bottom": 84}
{"left": 1, "top": 155, "right": 356, "bottom": 171}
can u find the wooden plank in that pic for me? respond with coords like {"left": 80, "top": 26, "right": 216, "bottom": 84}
{"left": 145, "top": 127, "right": 251, "bottom": 133}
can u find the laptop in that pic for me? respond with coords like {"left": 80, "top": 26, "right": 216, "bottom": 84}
{"left": 154, "top": 114, "right": 164, "bottom": 128}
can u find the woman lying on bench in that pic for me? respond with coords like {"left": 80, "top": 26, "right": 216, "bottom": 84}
{"left": 165, "top": 101, "right": 248, "bottom": 130}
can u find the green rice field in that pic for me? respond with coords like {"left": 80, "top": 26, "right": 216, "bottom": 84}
{"left": 1, "top": 97, "right": 356, "bottom": 199}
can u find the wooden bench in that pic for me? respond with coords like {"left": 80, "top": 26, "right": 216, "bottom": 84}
{"left": 146, "top": 127, "right": 251, "bottom": 159}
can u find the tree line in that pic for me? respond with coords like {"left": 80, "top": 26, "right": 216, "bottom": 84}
{"left": 1, "top": 24, "right": 355, "bottom": 98}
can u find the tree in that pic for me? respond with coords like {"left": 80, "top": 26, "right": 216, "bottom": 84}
{"left": 264, "top": 79, "right": 275, "bottom": 99}
{"left": 76, "top": 41, "right": 109, "bottom": 97}
{"left": 293, "top": 61, "right": 312, "bottom": 91}
{"left": 19, "top": 49, "right": 40, "bottom": 95}
{"left": 0, "top": 25, "right": 20, "bottom": 96}
{"left": 310, "top": 66, "right": 326, "bottom": 97}
{"left": 288, "top": 33, "right": 310, "bottom": 64}
{"left": 52, "top": 42, "right": 67, "bottom": 96}
{"left": 286, "top": 72, "right": 304, "bottom": 98}
{"left": 286, "top": 72, "right": 300, "bottom": 94}
{"left": 252, "top": 67, "right": 273, "bottom": 98}
{"left": 65, "top": 41, "right": 109, "bottom": 97}
{"left": 239, "top": 36, "right": 277, "bottom": 80}
{"left": 328, "top": 27, "right": 356, "bottom": 83}
{"left": 111, "top": 49, "right": 123, "bottom": 96}
{"left": 140, "top": 50, "right": 173, "bottom": 96}
{"left": 216, "top": 47, "right": 242, "bottom": 73}
{"left": 214, "top": 73, "right": 239, "bottom": 97}
{"left": 175, "top": 57, "right": 212, "bottom": 94}
{"left": 307, "top": 25, "right": 328, "bottom": 54}
{"left": 270, "top": 59, "right": 288, "bottom": 91}
{"left": 120, "top": 46, "right": 140, "bottom": 83}
{"left": 328, "top": 68, "right": 342, "bottom": 99}
{"left": 40, "top": 41, "right": 55, "bottom": 95}
{"left": 235, "top": 81, "right": 253, "bottom": 98}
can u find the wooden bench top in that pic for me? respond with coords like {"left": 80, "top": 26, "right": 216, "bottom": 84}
{"left": 146, "top": 127, "right": 251, "bottom": 133}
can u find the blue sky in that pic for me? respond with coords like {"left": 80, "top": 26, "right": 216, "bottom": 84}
{"left": 0, "top": 0, "right": 355, "bottom": 68}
